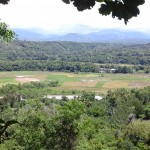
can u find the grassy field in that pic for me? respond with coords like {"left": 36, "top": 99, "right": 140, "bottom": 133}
{"left": 0, "top": 71, "right": 150, "bottom": 93}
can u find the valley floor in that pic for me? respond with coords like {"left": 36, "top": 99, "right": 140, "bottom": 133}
{"left": 0, "top": 71, "right": 149, "bottom": 93}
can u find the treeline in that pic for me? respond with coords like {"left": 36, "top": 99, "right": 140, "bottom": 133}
{"left": 0, "top": 60, "right": 149, "bottom": 73}
{"left": 0, "top": 41, "right": 150, "bottom": 65}
{"left": 0, "top": 60, "right": 99, "bottom": 73}
{"left": 0, "top": 81, "right": 59, "bottom": 100}
{"left": 0, "top": 86, "right": 150, "bottom": 149}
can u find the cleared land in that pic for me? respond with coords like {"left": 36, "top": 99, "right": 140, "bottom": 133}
{"left": 0, "top": 71, "right": 150, "bottom": 93}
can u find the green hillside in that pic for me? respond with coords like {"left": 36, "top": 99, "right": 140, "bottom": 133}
{"left": 0, "top": 41, "right": 149, "bottom": 65}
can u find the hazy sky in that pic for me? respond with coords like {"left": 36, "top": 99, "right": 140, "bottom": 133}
{"left": 0, "top": 0, "right": 150, "bottom": 34}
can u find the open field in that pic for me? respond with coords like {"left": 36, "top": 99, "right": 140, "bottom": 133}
{"left": 0, "top": 71, "right": 150, "bottom": 93}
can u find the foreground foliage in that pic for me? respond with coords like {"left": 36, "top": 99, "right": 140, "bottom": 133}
{"left": 0, "top": 0, "right": 145, "bottom": 24}
{"left": 62, "top": 0, "right": 145, "bottom": 24}
{"left": 0, "top": 85, "right": 150, "bottom": 149}
{"left": 0, "top": 22, "right": 16, "bottom": 42}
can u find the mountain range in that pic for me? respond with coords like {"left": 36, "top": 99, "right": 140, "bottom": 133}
{"left": 13, "top": 28, "right": 150, "bottom": 43}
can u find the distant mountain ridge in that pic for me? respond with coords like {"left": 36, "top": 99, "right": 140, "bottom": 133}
{"left": 14, "top": 28, "right": 150, "bottom": 43}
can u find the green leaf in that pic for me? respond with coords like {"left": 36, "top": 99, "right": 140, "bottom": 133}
{"left": 0, "top": 0, "right": 10, "bottom": 5}
{"left": 0, "top": 119, "right": 5, "bottom": 124}
{"left": 6, "top": 120, "right": 19, "bottom": 126}
{"left": 123, "top": 0, "right": 145, "bottom": 6}
{"left": 96, "top": 0, "right": 104, "bottom": 2}
{"left": 99, "top": 4, "right": 112, "bottom": 16}
{"left": 62, "top": 0, "right": 70, "bottom": 4}
{"left": 127, "top": 5, "right": 140, "bottom": 17}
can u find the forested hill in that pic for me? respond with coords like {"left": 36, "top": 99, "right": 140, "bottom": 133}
{"left": 0, "top": 41, "right": 150, "bottom": 65}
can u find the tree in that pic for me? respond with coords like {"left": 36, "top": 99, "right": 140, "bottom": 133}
{"left": 0, "top": 119, "right": 18, "bottom": 144}
{"left": 50, "top": 100, "right": 85, "bottom": 150}
{"left": 123, "top": 120, "right": 150, "bottom": 149}
{"left": 0, "top": 0, "right": 16, "bottom": 42}
{"left": 0, "top": 22, "right": 16, "bottom": 42}
{"left": 0, "top": 1, "right": 17, "bottom": 145}
{"left": 62, "top": 0, "right": 145, "bottom": 24}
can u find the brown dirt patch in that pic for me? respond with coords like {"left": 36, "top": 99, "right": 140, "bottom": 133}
{"left": 103, "top": 81, "right": 128, "bottom": 89}
{"left": 129, "top": 82, "right": 150, "bottom": 88}
{"left": 16, "top": 77, "right": 40, "bottom": 83}
{"left": 63, "top": 80, "right": 98, "bottom": 88}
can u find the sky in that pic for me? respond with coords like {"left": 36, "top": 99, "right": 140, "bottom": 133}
{"left": 0, "top": 0, "right": 150, "bottom": 34}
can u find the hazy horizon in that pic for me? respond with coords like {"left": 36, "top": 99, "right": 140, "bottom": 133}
{"left": 0, "top": 0, "right": 150, "bottom": 34}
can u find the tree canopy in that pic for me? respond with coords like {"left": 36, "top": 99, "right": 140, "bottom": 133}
{"left": 62, "top": 0, "right": 145, "bottom": 24}
{"left": 0, "top": 22, "right": 16, "bottom": 42}
{"left": 0, "top": 0, "right": 15, "bottom": 42}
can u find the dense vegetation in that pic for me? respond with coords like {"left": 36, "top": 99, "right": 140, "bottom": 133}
{"left": 0, "top": 41, "right": 149, "bottom": 73}
{"left": 0, "top": 0, "right": 149, "bottom": 149}
{"left": 0, "top": 81, "right": 59, "bottom": 100}
{"left": 0, "top": 40, "right": 149, "bottom": 149}
{"left": 0, "top": 60, "right": 149, "bottom": 73}
{"left": 0, "top": 83, "right": 150, "bottom": 149}
{"left": 0, "top": 41, "right": 150, "bottom": 65}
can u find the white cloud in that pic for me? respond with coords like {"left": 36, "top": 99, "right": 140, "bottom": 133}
{"left": 0, "top": 0, "right": 150, "bottom": 33}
